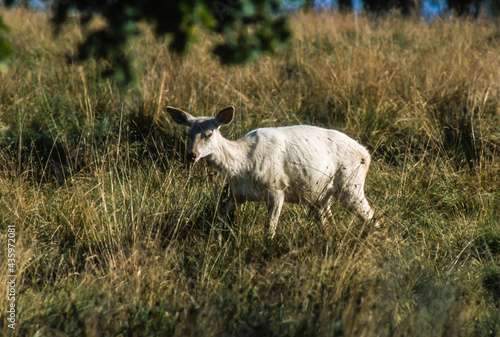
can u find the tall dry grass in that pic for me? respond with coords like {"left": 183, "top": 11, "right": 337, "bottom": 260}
{"left": 0, "top": 7, "right": 499, "bottom": 336}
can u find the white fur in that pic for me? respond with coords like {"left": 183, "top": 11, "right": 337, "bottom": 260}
{"left": 167, "top": 106, "right": 379, "bottom": 238}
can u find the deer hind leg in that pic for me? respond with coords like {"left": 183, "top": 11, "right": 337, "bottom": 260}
{"left": 347, "top": 190, "right": 375, "bottom": 223}
{"left": 318, "top": 201, "right": 334, "bottom": 225}
{"left": 339, "top": 180, "right": 376, "bottom": 226}
{"left": 267, "top": 190, "right": 285, "bottom": 238}
{"left": 336, "top": 164, "right": 379, "bottom": 227}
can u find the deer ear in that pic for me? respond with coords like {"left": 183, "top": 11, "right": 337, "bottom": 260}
{"left": 166, "top": 107, "right": 195, "bottom": 126}
{"left": 215, "top": 106, "right": 234, "bottom": 126}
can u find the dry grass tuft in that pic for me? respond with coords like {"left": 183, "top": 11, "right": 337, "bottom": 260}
{"left": 0, "top": 7, "right": 499, "bottom": 336}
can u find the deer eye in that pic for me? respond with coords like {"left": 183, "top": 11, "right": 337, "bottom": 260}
{"left": 203, "top": 131, "right": 213, "bottom": 139}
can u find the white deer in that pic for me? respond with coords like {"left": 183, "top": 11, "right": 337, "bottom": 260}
{"left": 167, "top": 106, "right": 380, "bottom": 238}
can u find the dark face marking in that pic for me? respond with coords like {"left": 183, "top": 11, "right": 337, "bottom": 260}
{"left": 183, "top": 118, "right": 219, "bottom": 162}
{"left": 187, "top": 119, "right": 217, "bottom": 137}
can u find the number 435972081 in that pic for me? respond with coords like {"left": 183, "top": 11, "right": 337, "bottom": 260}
{"left": 7, "top": 225, "right": 15, "bottom": 272}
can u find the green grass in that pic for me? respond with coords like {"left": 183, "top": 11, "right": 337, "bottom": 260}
{"left": 0, "top": 8, "right": 499, "bottom": 336}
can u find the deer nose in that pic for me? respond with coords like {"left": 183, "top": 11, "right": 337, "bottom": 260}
{"left": 187, "top": 151, "right": 196, "bottom": 162}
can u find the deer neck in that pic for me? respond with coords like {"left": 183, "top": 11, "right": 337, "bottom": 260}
{"left": 207, "top": 134, "right": 250, "bottom": 178}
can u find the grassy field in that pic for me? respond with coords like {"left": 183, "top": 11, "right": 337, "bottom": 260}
{"left": 0, "top": 8, "right": 499, "bottom": 336}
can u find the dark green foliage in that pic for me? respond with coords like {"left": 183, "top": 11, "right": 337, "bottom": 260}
{"left": 338, "top": 0, "right": 353, "bottom": 12}
{"left": 362, "top": 0, "right": 415, "bottom": 15}
{"left": 448, "top": 0, "right": 481, "bottom": 17}
{"left": 0, "top": 15, "right": 11, "bottom": 68}
{"left": 45, "top": 0, "right": 291, "bottom": 86}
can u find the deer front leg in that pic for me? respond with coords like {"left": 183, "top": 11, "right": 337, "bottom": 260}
{"left": 267, "top": 190, "right": 285, "bottom": 239}
{"left": 217, "top": 183, "right": 236, "bottom": 224}
{"left": 215, "top": 184, "right": 238, "bottom": 244}
{"left": 317, "top": 188, "right": 339, "bottom": 236}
